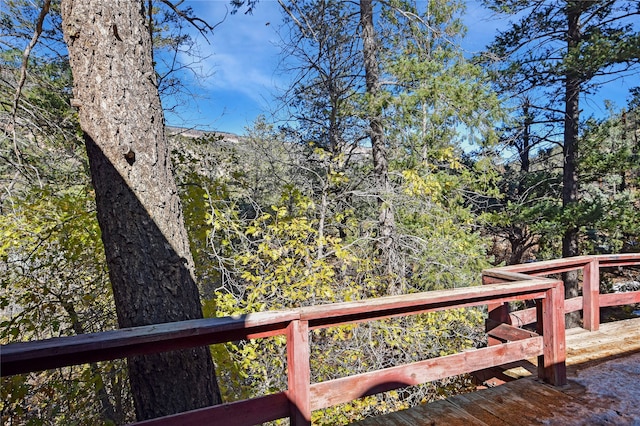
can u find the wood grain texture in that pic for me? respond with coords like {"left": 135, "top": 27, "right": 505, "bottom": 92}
{"left": 484, "top": 254, "right": 640, "bottom": 277}
{"left": 3, "top": 254, "right": 639, "bottom": 424}
{"left": 539, "top": 284, "right": 566, "bottom": 385}
{"left": 486, "top": 321, "right": 539, "bottom": 343}
{"left": 582, "top": 259, "right": 600, "bottom": 331}
{"left": 300, "top": 280, "right": 555, "bottom": 329}
{"left": 600, "top": 291, "right": 640, "bottom": 307}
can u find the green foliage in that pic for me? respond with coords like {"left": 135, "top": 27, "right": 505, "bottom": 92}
{"left": 479, "top": 0, "right": 640, "bottom": 265}
{"left": 171, "top": 117, "right": 490, "bottom": 423}
{"left": 1, "top": 4, "right": 135, "bottom": 419}
{"left": 483, "top": 95, "right": 640, "bottom": 264}
{"left": 0, "top": 185, "right": 134, "bottom": 424}
{"left": 0, "top": 186, "right": 109, "bottom": 340}
{"left": 167, "top": 1, "right": 502, "bottom": 421}
{"left": 14, "top": 0, "right": 632, "bottom": 422}
{"left": 2, "top": 362, "right": 131, "bottom": 426}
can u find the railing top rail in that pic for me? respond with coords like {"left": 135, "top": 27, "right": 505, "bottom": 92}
{"left": 597, "top": 253, "right": 640, "bottom": 267}
{"left": 1, "top": 310, "right": 299, "bottom": 376}
{"left": 482, "top": 270, "right": 535, "bottom": 282}
{"left": 299, "top": 279, "right": 560, "bottom": 327}
{"left": 483, "top": 253, "right": 640, "bottom": 278}
{"left": 1, "top": 279, "right": 561, "bottom": 377}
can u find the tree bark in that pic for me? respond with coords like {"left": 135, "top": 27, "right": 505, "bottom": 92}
{"left": 359, "top": 0, "right": 398, "bottom": 292}
{"left": 519, "top": 100, "right": 532, "bottom": 174}
{"left": 562, "top": 2, "right": 582, "bottom": 328}
{"left": 60, "top": 0, "right": 221, "bottom": 419}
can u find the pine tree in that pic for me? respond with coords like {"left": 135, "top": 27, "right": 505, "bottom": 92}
{"left": 482, "top": 0, "right": 640, "bottom": 325}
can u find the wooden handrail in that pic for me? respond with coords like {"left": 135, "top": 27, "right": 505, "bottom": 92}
{"left": 2, "top": 254, "right": 638, "bottom": 425}
{"left": 1, "top": 311, "right": 300, "bottom": 376}
{"left": 483, "top": 253, "right": 640, "bottom": 331}
{"left": 1, "top": 281, "right": 565, "bottom": 425}
{"left": 483, "top": 253, "right": 640, "bottom": 277}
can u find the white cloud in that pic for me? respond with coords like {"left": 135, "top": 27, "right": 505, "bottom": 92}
{"left": 187, "top": 1, "right": 285, "bottom": 104}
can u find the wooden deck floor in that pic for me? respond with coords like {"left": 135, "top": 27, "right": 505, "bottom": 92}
{"left": 352, "top": 317, "right": 640, "bottom": 426}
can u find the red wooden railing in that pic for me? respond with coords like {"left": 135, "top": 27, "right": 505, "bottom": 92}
{"left": 2, "top": 253, "right": 639, "bottom": 425}
{"left": 483, "top": 253, "right": 640, "bottom": 332}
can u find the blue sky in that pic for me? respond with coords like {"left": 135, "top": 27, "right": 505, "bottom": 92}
{"left": 164, "top": 1, "right": 638, "bottom": 135}
{"left": 164, "top": 1, "right": 284, "bottom": 133}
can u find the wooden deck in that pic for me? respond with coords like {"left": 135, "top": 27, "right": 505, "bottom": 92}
{"left": 352, "top": 317, "right": 640, "bottom": 425}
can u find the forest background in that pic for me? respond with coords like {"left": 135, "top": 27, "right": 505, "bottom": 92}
{"left": 1, "top": 0, "right": 639, "bottom": 424}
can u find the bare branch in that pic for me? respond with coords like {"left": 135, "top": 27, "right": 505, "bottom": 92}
{"left": 278, "top": 0, "right": 318, "bottom": 41}
{"left": 158, "top": 0, "right": 226, "bottom": 43}
{"left": 11, "top": 0, "right": 51, "bottom": 164}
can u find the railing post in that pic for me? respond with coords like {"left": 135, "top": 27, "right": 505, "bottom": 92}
{"left": 483, "top": 274, "right": 511, "bottom": 346}
{"left": 583, "top": 259, "right": 600, "bottom": 331}
{"left": 287, "top": 319, "right": 311, "bottom": 426}
{"left": 537, "top": 281, "right": 566, "bottom": 386}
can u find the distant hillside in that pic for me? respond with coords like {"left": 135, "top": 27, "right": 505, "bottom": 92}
{"left": 166, "top": 126, "right": 244, "bottom": 144}
{"left": 166, "top": 125, "right": 372, "bottom": 156}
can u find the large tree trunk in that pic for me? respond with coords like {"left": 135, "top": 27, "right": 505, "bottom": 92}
{"left": 60, "top": 0, "right": 221, "bottom": 419}
{"left": 562, "top": 2, "right": 582, "bottom": 328}
{"left": 359, "top": 0, "right": 398, "bottom": 293}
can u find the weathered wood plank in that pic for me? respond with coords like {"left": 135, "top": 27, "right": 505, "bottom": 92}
{"left": 2, "top": 253, "right": 639, "bottom": 426}
{"left": 134, "top": 392, "right": 290, "bottom": 426}
{"left": 482, "top": 269, "right": 534, "bottom": 283}
{"left": 487, "top": 301, "right": 511, "bottom": 346}
{"left": 403, "top": 400, "right": 491, "bottom": 426}
{"left": 484, "top": 255, "right": 594, "bottom": 276}
{"left": 309, "top": 338, "right": 543, "bottom": 410}
{"left": 537, "top": 284, "right": 566, "bottom": 385}
{"left": 597, "top": 253, "right": 640, "bottom": 268}
{"left": 506, "top": 297, "right": 583, "bottom": 331}
{"left": 563, "top": 295, "right": 583, "bottom": 314}
{"left": 600, "top": 291, "right": 640, "bottom": 307}
{"left": 508, "top": 306, "right": 537, "bottom": 326}
{"left": 287, "top": 320, "right": 311, "bottom": 426}
{"left": 485, "top": 254, "right": 640, "bottom": 278}
{"left": 565, "top": 318, "right": 640, "bottom": 366}
{"left": 1, "top": 311, "right": 299, "bottom": 376}
{"left": 502, "top": 295, "right": 584, "bottom": 329}
{"left": 455, "top": 379, "right": 578, "bottom": 425}
{"left": 486, "top": 321, "right": 538, "bottom": 343}
{"left": 582, "top": 259, "right": 600, "bottom": 331}
{"left": 300, "top": 280, "right": 556, "bottom": 329}
{"left": 483, "top": 253, "right": 640, "bottom": 278}
{"left": 449, "top": 383, "right": 548, "bottom": 425}
{"left": 356, "top": 318, "right": 640, "bottom": 426}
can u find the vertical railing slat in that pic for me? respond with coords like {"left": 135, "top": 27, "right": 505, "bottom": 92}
{"left": 537, "top": 281, "right": 567, "bottom": 386}
{"left": 582, "top": 259, "right": 600, "bottom": 331}
{"left": 483, "top": 275, "right": 511, "bottom": 346}
{"left": 287, "top": 320, "right": 311, "bottom": 426}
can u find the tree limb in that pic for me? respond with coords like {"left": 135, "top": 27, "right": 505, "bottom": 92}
{"left": 11, "top": 0, "right": 51, "bottom": 164}
{"left": 158, "top": 0, "right": 225, "bottom": 43}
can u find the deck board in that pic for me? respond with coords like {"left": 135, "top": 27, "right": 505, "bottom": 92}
{"left": 351, "top": 317, "right": 640, "bottom": 426}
